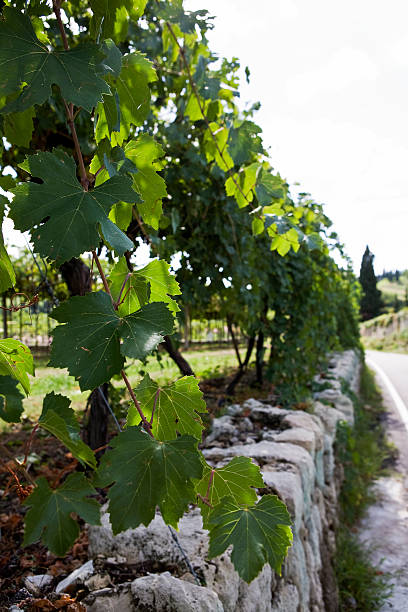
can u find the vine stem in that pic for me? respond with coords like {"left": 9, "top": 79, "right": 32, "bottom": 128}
{"left": 121, "top": 370, "right": 154, "bottom": 437}
{"left": 163, "top": 19, "right": 257, "bottom": 214}
{"left": 92, "top": 250, "right": 112, "bottom": 297}
{"left": 52, "top": 2, "right": 152, "bottom": 440}
{"left": 0, "top": 443, "right": 36, "bottom": 487}
{"left": 54, "top": 1, "right": 89, "bottom": 190}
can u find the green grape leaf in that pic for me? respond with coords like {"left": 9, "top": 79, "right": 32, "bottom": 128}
{"left": 23, "top": 473, "right": 100, "bottom": 556}
{"left": 228, "top": 120, "right": 263, "bottom": 166}
{"left": 90, "top": 0, "right": 148, "bottom": 41}
{"left": 49, "top": 292, "right": 123, "bottom": 391}
{"left": 124, "top": 136, "right": 167, "bottom": 230}
{"left": 0, "top": 196, "right": 16, "bottom": 292}
{"left": 10, "top": 151, "right": 138, "bottom": 263}
{"left": 255, "top": 170, "right": 285, "bottom": 206}
{"left": 129, "top": 374, "right": 207, "bottom": 440}
{"left": 95, "top": 52, "right": 156, "bottom": 145}
{"left": 120, "top": 302, "right": 174, "bottom": 359}
{"left": 196, "top": 457, "right": 264, "bottom": 527}
{"left": 0, "top": 339, "right": 33, "bottom": 394}
{"left": 108, "top": 202, "right": 133, "bottom": 231}
{"left": 203, "top": 122, "right": 234, "bottom": 172}
{"left": 0, "top": 375, "right": 24, "bottom": 423}
{"left": 208, "top": 495, "right": 293, "bottom": 582}
{"left": 110, "top": 258, "right": 181, "bottom": 316}
{"left": 225, "top": 163, "right": 258, "bottom": 209}
{"left": 39, "top": 393, "right": 96, "bottom": 469}
{"left": 49, "top": 292, "right": 173, "bottom": 391}
{"left": 3, "top": 107, "right": 35, "bottom": 148}
{"left": 96, "top": 427, "right": 203, "bottom": 532}
{"left": 0, "top": 175, "right": 16, "bottom": 191}
{"left": 0, "top": 7, "right": 110, "bottom": 113}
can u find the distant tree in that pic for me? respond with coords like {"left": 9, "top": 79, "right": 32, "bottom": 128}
{"left": 359, "top": 246, "right": 382, "bottom": 320}
{"left": 396, "top": 270, "right": 401, "bottom": 283}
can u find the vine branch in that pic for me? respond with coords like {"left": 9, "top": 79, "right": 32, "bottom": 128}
{"left": 163, "top": 19, "right": 258, "bottom": 215}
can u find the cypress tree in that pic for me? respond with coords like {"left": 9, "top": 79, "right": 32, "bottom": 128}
{"left": 359, "top": 246, "right": 382, "bottom": 320}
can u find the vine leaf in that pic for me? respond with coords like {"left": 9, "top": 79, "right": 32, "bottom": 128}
{"left": 3, "top": 107, "right": 35, "bottom": 148}
{"left": 0, "top": 339, "right": 33, "bottom": 394}
{"left": 124, "top": 136, "right": 167, "bottom": 229}
{"left": 23, "top": 473, "right": 101, "bottom": 556}
{"left": 227, "top": 120, "right": 263, "bottom": 166}
{"left": 39, "top": 393, "right": 97, "bottom": 469}
{"left": 225, "top": 164, "right": 258, "bottom": 209}
{"left": 0, "top": 196, "right": 16, "bottom": 293}
{"left": 208, "top": 495, "right": 293, "bottom": 582}
{"left": 9, "top": 151, "right": 137, "bottom": 263}
{"left": 90, "top": 0, "right": 148, "bottom": 41}
{"left": 110, "top": 258, "right": 181, "bottom": 316}
{"left": 120, "top": 302, "right": 174, "bottom": 359}
{"left": 96, "top": 427, "right": 203, "bottom": 532}
{"left": 95, "top": 52, "right": 156, "bottom": 145}
{"left": 0, "top": 375, "right": 24, "bottom": 423}
{"left": 0, "top": 7, "right": 110, "bottom": 113}
{"left": 129, "top": 374, "right": 207, "bottom": 440}
{"left": 195, "top": 457, "right": 264, "bottom": 527}
{"left": 255, "top": 169, "right": 285, "bottom": 206}
{"left": 49, "top": 292, "right": 173, "bottom": 391}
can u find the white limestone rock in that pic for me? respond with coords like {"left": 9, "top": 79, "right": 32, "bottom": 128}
{"left": 55, "top": 560, "right": 94, "bottom": 594}
{"left": 283, "top": 411, "right": 324, "bottom": 452}
{"left": 206, "top": 415, "right": 239, "bottom": 445}
{"left": 270, "top": 428, "right": 316, "bottom": 455}
{"left": 131, "top": 573, "right": 224, "bottom": 611}
{"left": 271, "top": 583, "right": 300, "bottom": 612}
{"left": 236, "top": 564, "right": 273, "bottom": 612}
{"left": 84, "top": 584, "right": 134, "bottom": 611}
{"left": 261, "top": 467, "right": 303, "bottom": 534}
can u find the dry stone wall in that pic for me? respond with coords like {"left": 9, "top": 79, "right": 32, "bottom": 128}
{"left": 84, "top": 350, "right": 360, "bottom": 612}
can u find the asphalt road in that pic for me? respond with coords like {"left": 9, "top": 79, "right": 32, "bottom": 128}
{"left": 361, "top": 350, "right": 408, "bottom": 610}
{"left": 366, "top": 350, "right": 408, "bottom": 468}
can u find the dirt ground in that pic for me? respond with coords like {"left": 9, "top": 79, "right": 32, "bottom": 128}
{"left": 0, "top": 370, "right": 277, "bottom": 611}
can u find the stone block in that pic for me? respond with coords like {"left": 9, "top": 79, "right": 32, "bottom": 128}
{"left": 271, "top": 583, "right": 300, "bottom": 611}
{"left": 270, "top": 428, "right": 316, "bottom": 455}
{"left": 131, "top": 573, "right": 224, "bottom": 611}
{"left": 261, "top": 467, "right": 303, "bottom": 534}
{"left": 236, "top": 564, "right": 272, "bottom": 612}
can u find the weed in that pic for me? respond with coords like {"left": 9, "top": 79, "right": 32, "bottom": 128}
{"left": 335, "top": 363, "right": 393, "bottom": 610}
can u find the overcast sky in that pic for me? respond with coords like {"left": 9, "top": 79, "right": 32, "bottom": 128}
{"left": 185, "top": 0, "right": 408, "bottom": 274}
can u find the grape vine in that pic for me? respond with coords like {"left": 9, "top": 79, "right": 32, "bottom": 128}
{"left": 0, "top": 0, "right": 298, "bottom": 583}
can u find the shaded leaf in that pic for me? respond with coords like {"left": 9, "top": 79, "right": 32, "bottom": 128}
{"left": 0, "top": 195, "right": 15, "bottom": 292}
{"left": 95, "top": 52, "right": 156, "bottom": 145}
{"left": 0, "top": 7, "right": 110, "bottom": 113}
{"left": 208, "top": 495, "right": 293, "bottom": 582}
{"left": 23, "top": 473, "right": 100, "bottom": 556}
{"left": 49, "top": 292, "right": 173, "bottom": 391}
{"left": 129, "top": 374, "right": 207, "bottom": 440}
{"left": 96, "top": 427, "right": 203, "bottom": 532}
{"left": 3, "top": 107, "right": 35, "bottom": 148}
{"left": 10, "top": 151, "right": 138, "bottom": 263}
{"left": 39, "top": 393, "right": 96, "bottom": 469}
{"left": 90, "top": 0, "right": 147, "bottom": 41}
{"left": 0, "top": 375, "right": 24, "bottom": 423}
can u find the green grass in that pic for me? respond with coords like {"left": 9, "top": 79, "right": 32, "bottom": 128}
{"left": 8, "top": 344, "right": 242, "bottom": 430}
{"left": 378, "top": 277, "right": 407, "bottom": 299}
{"left": 335, "top": 364, "right": 394, "bottom": 610}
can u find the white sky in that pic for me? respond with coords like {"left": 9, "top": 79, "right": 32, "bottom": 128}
{"left": 185, "top": 0, "right": 408, "bottom": 274}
